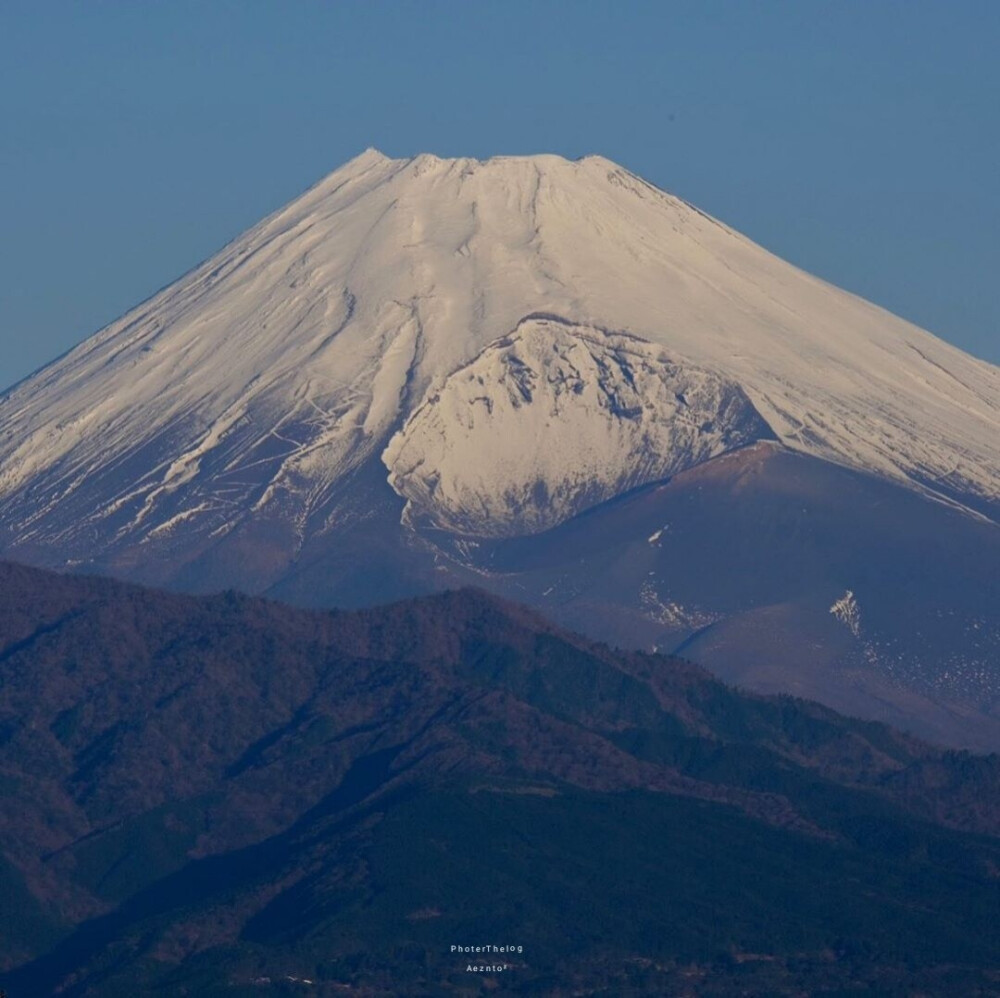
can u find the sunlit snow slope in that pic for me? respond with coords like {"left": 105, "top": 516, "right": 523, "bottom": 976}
{"left": 384, "top": 316, "right": 773, "bottom": 535}
{"left": 1, "top": 149, "right": 998, "bottom": 574}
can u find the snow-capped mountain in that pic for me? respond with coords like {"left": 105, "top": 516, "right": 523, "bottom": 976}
{"left": 2, "top": 149, "right": 998, "bottom": 559}
{"left": 2, "top": 149, "right": 999, "bottom": 748}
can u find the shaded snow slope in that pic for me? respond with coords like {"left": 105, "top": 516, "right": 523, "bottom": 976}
{"left": 1, "top": 148, "right": 998, "bottom": 569}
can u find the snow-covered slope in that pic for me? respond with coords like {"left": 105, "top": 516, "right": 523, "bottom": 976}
{"left": 1, "top": 148, "right": 998, "bottom": 571}
{"left": 384, "top": 316, "right": 772, "bottom": 535}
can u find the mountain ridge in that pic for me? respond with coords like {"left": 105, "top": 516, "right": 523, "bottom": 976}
{"left": 1, "top": 558, "right": 1000, "bottom": 994}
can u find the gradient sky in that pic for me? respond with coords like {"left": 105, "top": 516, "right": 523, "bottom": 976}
{"left": 1, "top": 1, "right": 998, "bottom": 391}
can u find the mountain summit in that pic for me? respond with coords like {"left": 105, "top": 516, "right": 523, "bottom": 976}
{"left": 2, "top": 150, "right": 999, "bottom": 747}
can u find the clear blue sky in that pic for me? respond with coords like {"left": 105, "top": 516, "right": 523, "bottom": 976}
{"left": 2, "top": 1, "right": 998, "bottom": 391}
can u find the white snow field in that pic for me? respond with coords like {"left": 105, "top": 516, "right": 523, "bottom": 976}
{"left": 1, "top": 149, "right": 998, "bottom": 562}
{"left": 383, "top": 316, "right": 773, "bottom": 535}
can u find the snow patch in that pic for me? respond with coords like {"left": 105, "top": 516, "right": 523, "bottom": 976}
{"left": 830, "top": 589, "right": 862, "bottom": 638}
{"left": 639, "top": 580, "right": 719, "bottom": 630}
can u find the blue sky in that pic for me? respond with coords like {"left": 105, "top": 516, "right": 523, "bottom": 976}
{"left": 1, "top": 1, "right": 998, "bottom": 390}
